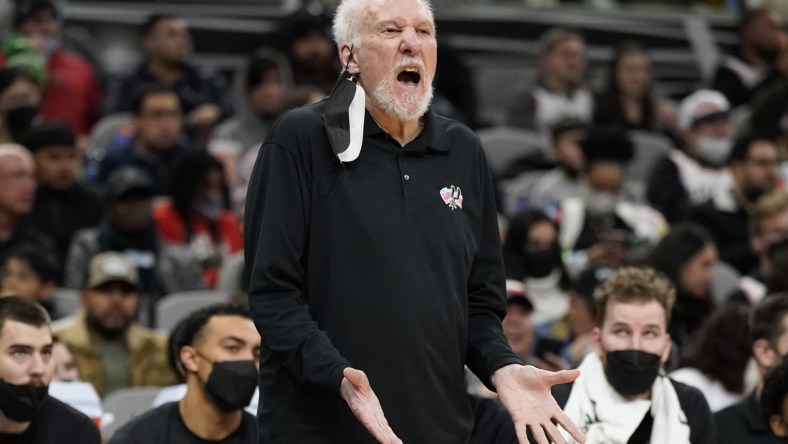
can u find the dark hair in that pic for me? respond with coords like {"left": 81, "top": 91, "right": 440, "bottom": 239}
{"left": 141, "top": 14, "right": 180, "bottom": 39}
{"left": 0, "top": 67, "right": 40, "bottom": 95}
{"left": 600, "top": 41, "right": 655, "bottom": 129}
{"left": 4, "top": 244, "right": 59, "bottom": 284}
{"left": 727, "top": 132, "right": 776, "bottom": 165}
{"left": 761, "top": 357, "right": 788, "bottom": 424}
{"left": 0, "top": 296, "right": 50, "bottom": 338}
{"left": 766, "top": 240, "right": 788, "bottom": 294}
{"left": 647, "top": 223, "right": 714, "bottom": 293}
{"left": 131, "top": 83, "right": 179, "bottom": 116}
{"left": 247, "top": 52, "right": 282, "bottom": 90}
{"left": 581, "top": 127, "right": 634, "bottom": 167}
{"left": 502, "top": 209, "right": 571, "bottom": 289}
{"left": 752, "top": 293, "right": 788, "bottom": 348}
{"left": 550, "top": 118, "right": 587, "bottom": 145}
{"left": 168, "top": 150, "right": 229, "bottom": 241}
{"left": 14, "top": 0, "right": 58, "bottom": 28}
{"left": 679, "top": 303, "right": 752, "bottom": 393}
{"left": 167, "top": 303, "right": 252, "bottom": 377}
{"left": 22, "top": 120, "right": 76, "bottom": 152}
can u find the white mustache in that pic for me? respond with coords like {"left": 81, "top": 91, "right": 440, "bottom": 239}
{"left": 394, "top": 57, "right": 425, "bottom": 72}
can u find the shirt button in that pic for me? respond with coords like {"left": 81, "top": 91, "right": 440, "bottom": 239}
{"left": 404, "top": 174, "right": 410, "bottom": 181}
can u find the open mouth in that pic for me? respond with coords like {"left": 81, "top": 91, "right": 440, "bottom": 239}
{"left": 397, "top": 67, "right": 421, "bottom": 87}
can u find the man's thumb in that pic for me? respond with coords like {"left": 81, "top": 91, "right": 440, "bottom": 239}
{"left": 343, "top": 367, "right": 367, "bottom": 388}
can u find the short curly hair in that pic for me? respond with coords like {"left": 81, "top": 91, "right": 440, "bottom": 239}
{"left": 593, "top": 267, "right": 676, "bottom": 326}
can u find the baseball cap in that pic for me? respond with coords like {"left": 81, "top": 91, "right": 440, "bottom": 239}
{"left": 23, "top": 120, "right": 76, "bottom": 152}
{"left": 505, "top": 279, "right": 534, "bottom": 312}
{"left": 87, "top": 252, "right": 139, "bottom": 289}
{"left": 105, "top": 167, "right": 154, "bottom": 201}
{"left": 678, "top": 89, "right": 731, "bottom": 131}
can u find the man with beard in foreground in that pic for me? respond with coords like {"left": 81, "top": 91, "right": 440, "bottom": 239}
{"left": 244, "top": 0, "right": 586, "bottom": 443}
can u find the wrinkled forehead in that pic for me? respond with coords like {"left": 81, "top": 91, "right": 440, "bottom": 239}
{"left": 363, "top": 0, "right": 434, "bottom": 29}
{"left": 603, "top": 299, "right": 667, "bottom": 330}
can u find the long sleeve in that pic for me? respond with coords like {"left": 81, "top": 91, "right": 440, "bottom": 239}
{"left": 465, "top": 151, "right": 524, "bottom": 390}
{"left": 647, "top": 155, "right": 691, "bottom": 224}
{"left": 244, "top": 141, "right": 351, "bottom": 395}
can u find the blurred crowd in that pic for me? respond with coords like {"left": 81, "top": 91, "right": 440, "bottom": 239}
{"left": 2, "top": 0, "right": 788, "bottom": 442}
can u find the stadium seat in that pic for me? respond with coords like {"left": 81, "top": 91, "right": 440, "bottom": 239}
{"left": 217, "top": 253, "right": 245, "bottom": 295}
{"left": 52, "top": 287, "right": 82, "bottom": 319}
{"left": 101, "top": 386, "right": 161, "bottom": 438}
{"left": 711, "top": 261, "right": 741, "bottom": 305}
{"left": 155, "top": 291, "right": 231, "bottom": 331}
{"left": 476, "top": 126, "right": 545, "bottom": 175}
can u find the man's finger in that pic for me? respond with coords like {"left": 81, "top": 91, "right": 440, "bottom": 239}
{"left": 528, "top": 424, "right": 549, "bottom": 444}
{"left": 543, "top": 422, "right": 568, "bottom": 444}
{"left": 543, "top": 368, "right": 580, "bottom": 386}
{"left": 555, "top": 409, "right": 586, "bottom": 443}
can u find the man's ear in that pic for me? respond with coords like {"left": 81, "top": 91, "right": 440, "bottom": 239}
{"left": 754, "top": 338, "right": 778, "bottom": 370}
{"left": 180, "top": 345, "right": 199, "bottom": 373}
{"left": 339, "top": 43, "right": 359, "bottom": 75}
{"left": 770, "top": 414, "right": 787, "bottom": 437}
{"left": 591, "top": 327, "right": 603, "bottom": 358}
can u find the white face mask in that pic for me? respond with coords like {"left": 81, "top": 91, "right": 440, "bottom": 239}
{"left": 696, "top": 136, "right": 733, "bottom": 167}
{"left": 586, "top": 191, "right": 618, "bottom": 215}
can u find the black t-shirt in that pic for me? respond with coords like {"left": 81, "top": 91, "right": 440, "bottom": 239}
{"left": 0, "top": 396, "right": 100, "bottom": 444}
{"left": 109, "top": 402, "right": 256, "bottom": 444}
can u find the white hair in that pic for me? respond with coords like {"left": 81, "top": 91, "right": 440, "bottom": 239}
{"left": 332, "top": 0, "right": 435, "bottom": 48}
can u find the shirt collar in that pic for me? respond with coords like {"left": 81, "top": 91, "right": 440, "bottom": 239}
{"left": 362, "top": 108, "right": 448, "bottom": 153}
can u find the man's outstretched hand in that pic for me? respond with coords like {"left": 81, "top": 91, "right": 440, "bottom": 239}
{"left": 492, "top": 364, "right": 586, "bottom": 444}
{"left": 340, "top": 367, "right": 402, "bottom": 444}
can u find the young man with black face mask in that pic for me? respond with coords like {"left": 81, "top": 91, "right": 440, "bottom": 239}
{"left": 109, "top": 303, "right": 259, "bottom": 443}
{"left": 551, "top": 267, "right": 715, "bottom": 444}
{"left": 716, "top": 294, "right": 788, "bottom": 444}
{"left": 0, "top": 296, "right": 100, "bottom": 443}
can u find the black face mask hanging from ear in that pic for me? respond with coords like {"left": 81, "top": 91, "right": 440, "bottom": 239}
{"left": 323, "top": 45, "right": 365, "bottom": 163}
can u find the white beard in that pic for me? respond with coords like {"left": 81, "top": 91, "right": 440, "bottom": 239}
{"left": 370, "top": 57, "right": 433, "bottom": 121}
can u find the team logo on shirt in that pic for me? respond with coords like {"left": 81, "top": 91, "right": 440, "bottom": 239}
{"left": 440, "top": 185, "right": 463, "bottom": 210}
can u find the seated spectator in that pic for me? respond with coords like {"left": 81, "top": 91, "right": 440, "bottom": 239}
{"left": 499, "top": 118, "right": 587, "bottom": 214}
{"left": 103, "top": 14, "right": 232, "bottom": 144}
{"left": 283, "top": 8, "right": 340, "bottom": 94}
{"left": 0, "top": 67, "right": 41, "bottom": 144}
{"left": 731, "top": 192, "right": 788, "bottom": 305}
{"left": 554, "top": 267, "right": 714, "bottom": 443}
{"left": 559, "top": 128, "right": 666, "bottom": 270}
{"left": 647, "top": 89, "right": 735, "bottom": 223}
{"left": 153, "top": 150, "right": 243, "bottom": 287}
{"left": 65, "top": 167, "right": 206, "bottom": 322}
{"left": 0, "top": 245, "right": 60, "bottom": 318}
{"left": 212, "top": 49, "right": 289, "bottom": 156}
{"left": 669, "top": 303, "right": 752, "bottom": 412}
{"left": 761, "top": 357, "right": 788, "bottom": 440}
{"left": 502, "top": 209, "right": 572, "bottom": 330}
{"left": 716, "top": 294, "right": 788, "bottom": 444}
{"left": 692, "top": 134, "right": 779, "bottom": 274}
{"left": 95, "top": 84, "right": 189, "bottom": 195}
{"left": 506, "top": 28, "right": 593, "bottom": 135}
{"left": 0, "top": 144, "right": 54, "bottom": 265}
{"left": 51, "top": 337, "right": 79, "bottom": 381}
{"left": 5, "top": 0, "right": 100, "bottom": 136}
{"left": 24, "top": 121, "right": 102, "bottom": 266}
{"left": 594, "top": 41, "right": 676, "bottom": 133}
{"left": 501, "top": 281, "right": 536, "bottom": 364}
{"left": 647, "top": 223, "right": 717, "bottom": 355}
{"left": 560, "top": 265, "right": 607, "bottom": 368}
{"left": 0, "top": 296, "right": 100, "bottom": 443}
{"left": 55, "top": 252, "right": 176, "bottom": 397}
{"left": 109, "top": 303, "right": 258, "bottom": 443}
{"left": 712, "top": 8, "right": 785, "bottom": 108}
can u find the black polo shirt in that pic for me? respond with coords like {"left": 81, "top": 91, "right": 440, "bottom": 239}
{"left": 244, "top": 101, "right": 522, "bottom": 444}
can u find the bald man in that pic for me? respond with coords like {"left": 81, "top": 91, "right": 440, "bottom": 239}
{"left": 0, "top": 144, "right": 55, "bottom": 267}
